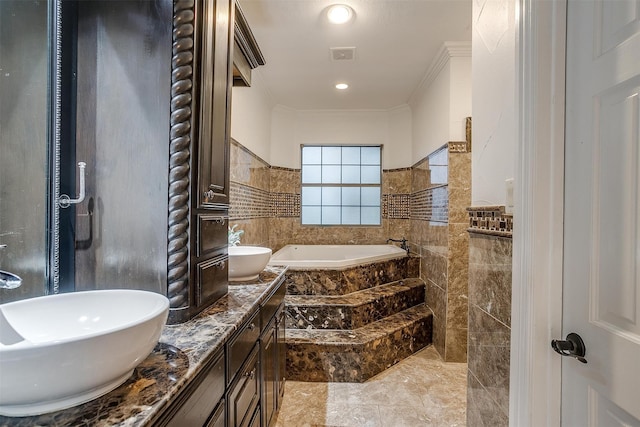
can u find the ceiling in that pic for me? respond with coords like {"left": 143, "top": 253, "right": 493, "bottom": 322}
{"left": 237, "top": 0, "right": 472, "bottom": 110}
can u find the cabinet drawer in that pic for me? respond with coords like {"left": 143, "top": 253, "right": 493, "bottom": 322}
{"left": 260, "top": 277, "right": 286, "bottom": 331}
{"left": 164, "top": 351, "right": 225, "bottom": 427}
{"left": 227, "top": 311, "right": 260, "bottom": 385}
{"left": 197, "top": 213, "right": 228, "bottom": 256}
{"left": 227, "top": 346, "right": 260, "bottom": 427}
{"left": 196, "top": 252, "right": 228, "bottom": 308}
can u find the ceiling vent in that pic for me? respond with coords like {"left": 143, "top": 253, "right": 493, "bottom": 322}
{"left": 330, "top": 47, "right": 356, "bottom": 61}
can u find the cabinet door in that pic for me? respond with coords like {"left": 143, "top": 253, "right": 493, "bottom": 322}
{"left": 197, "top": 0, "right": 232, "bottom": 208}
{"left": 227, "top": 346, "right": 260, "bottom": 427}
{"left": 261, "top": 319, "right": 278, "bottom": 426}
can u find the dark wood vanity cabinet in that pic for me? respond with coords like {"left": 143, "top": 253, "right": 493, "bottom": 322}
{"left": 157, "top": 276, "right": 285, "bottom": 427}
{"left": 157, "top": 350, "right": 226, "bottom": 427}
{"left": 227, "top": 345, "right": 260, "bottom": 427}
{"left": 196, "top": 0, "right": 233, "bottom": 208}
{"left": 260, "top": 279, "right": 286, "bottom": 426}
{"left": 170, "top": 0, "right": 234, "bottom": 324}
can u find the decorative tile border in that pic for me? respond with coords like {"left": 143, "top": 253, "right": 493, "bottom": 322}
{"left": 270, "top": 165, "right": 299, "bottom": 172}
{"left": 229, "top": 141, "right": 457, "bottom": 224}
{"left": 271, "top": 192, "right": 301, "bottom": 217}
{"left": 448, "top": 141, "right": 469, "bottom": 153}
{"left": 467, "top": 205, "right": 513, "bottom": 237}
{"left": 383, "top": 167, "right": 412, "bottom": 173}
{"left": 411, "top": 186, "right": 448, "bottom": 222}
{"left": 449, "top": 118, "right": 472, "bottom": 153}
{"left": 382, "top": 194, "right": 411, "bottom": 219}
{"left": 230, "top": 183, "right": 301, "bottom": 220}
{"left": 229, "top": 182, "right": 271, "bottom": 220}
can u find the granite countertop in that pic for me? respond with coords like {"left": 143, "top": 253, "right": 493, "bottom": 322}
{"left": 0, "top": 266, "right": 287, "bottom": 427}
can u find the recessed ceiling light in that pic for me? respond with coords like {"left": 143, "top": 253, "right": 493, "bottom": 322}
{"left": 335, "top": 83, "right": 349, "bottom": 90}
{"left": 327, "top": 4, "right": 353, "bottom": 24}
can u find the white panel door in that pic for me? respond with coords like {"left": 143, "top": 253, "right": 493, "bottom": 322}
{"left": 563, "top": 0, "right": 640, "bottom": 425}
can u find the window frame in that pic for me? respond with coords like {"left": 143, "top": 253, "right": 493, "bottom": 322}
{"left": 300, "top": 144, "right": 383, "bottom": 226}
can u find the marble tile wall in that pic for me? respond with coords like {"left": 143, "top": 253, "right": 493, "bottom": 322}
{"left": 229, "top": 140, "right": 414, "bottom": 252}
{"left": 411, "top": 142, "right": 471, "bottom": 363}
{"left": 229, "top": 137, "right": 471, "bottom": 364}
{"left": 229, "top": 139, "right": 271, "bottom": 248}
{"left": 467, "top": 211, "right": 512, "bottom": 427}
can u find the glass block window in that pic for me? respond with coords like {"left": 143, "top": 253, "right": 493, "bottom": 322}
{"left": 301, "top": 145, "right": 381, "bottom": 225}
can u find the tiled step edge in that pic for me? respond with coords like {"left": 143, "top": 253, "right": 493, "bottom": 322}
{"left": 285, "top": 256, "right": 420, "bottom": 296}
{"left": 285, "top": 305, "right": 433, "bottom": 382}
{"left": 285, "top": 278, "right": 425, "bottom": 330}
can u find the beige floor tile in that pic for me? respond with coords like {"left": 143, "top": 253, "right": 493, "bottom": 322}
{"left": 275, "top": 346, "right": 466, "bottom": 427}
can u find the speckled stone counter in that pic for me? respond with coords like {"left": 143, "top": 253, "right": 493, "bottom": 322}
{"left": 0, "top": 267, "right": 286, "bottom": 427}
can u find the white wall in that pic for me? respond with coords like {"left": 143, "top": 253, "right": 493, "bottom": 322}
{"left": 411, "top": 61, "right": 451, "bottom": 162}
{"left": 270, "top": 106, "right": 413, "bottom": 169}
{"left": 409, "top": 42, "right": 472, "bottom": 164}
{"left": 471, "top": 0, "right": 516, "bottom": 205}
{"left": 230, "top": 70, "right": 274, "bottom": 163}
{"left": 449, "top": 56, "right": 472, "bottom": 141}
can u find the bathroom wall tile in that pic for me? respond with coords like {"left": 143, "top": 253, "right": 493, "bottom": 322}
{"left": 468, "top": 304, "right": 510, "bottom": 416}
{"left": 447, "top": 223, "right": 469, "bottom": 327}
{"left": 446, "top": 288, "right": 468, "bottom": 332}
{"left": 425, "top": 280, "right": 446, "bottom": 358}
{"left": 467, "top": 370, "right": 508, "bottom": 427}
{"left": 249, "top": 165, "right": 271, "bottom": 192}
{"left": 269, "top": 217, "right": 295, "bottom": 251}
{"left": 411, "top": 159, "right": 430, "bottom": 192}
{"left": 448, "top": 186, "right": 472, "bottom": 224}
{"left": 424, "top": 221, "right": 449, "bottom": 249}
{"left": 230, "top": 139, "right": 271, "bottom": 190}
{"left": 227, "top": 218, "right": 269, "bottom": 248}
{"left": 229, "top": 140, "right": 255, "bottom": 186}
{"left": 469, "top": 232, "right": 513, "bottom": 265}
{"left": 421, "top": 249, "right": 447, "bottom": 290}
{"left": 444, "top": 327, "right": 468, "bottom": 363}
{"left": 386, "top": 219, "right": 411, "bottom": 244}
{"left": 382, "top": 169, "right": 411, "bottom": 193}
{"left": 448, "top": 151, "right": 471, "bottom": 190}
{"left": 270, "top": 168, "right": 301, "bottom": 194}
{"left": 469, "top": 234, "right": 512, "bottom": 327}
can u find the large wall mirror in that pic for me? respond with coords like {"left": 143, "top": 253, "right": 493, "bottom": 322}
{"left": 0, "top": 0, "right": 51, "bottom": 303}
{"left": 1, "top": 0, "right": 174, "bottom": 304}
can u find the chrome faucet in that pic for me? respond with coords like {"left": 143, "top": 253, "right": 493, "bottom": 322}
{"left": 0, "top": 245, "right": 22, "bottom": 289}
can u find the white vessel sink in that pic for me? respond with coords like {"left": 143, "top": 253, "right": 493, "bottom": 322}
{"left": 228, "top": 246, "right": 272, "bottom": 281}
{"left": 0, "top": 289, "right": 169, "bottom": 416}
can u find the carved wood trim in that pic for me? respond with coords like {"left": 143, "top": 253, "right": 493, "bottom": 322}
{"left": 167, "top": 0, "right": 195, "bottom": 310}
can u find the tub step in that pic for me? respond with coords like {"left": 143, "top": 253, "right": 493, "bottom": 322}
{"left": 285, "top": 304, "right": 433, "bottom": 382}
{"left": 284, "top": 256, "right": 420, "bottom": 296}
{"left": 285, "top": 278, "right": 425, "bottom": 330}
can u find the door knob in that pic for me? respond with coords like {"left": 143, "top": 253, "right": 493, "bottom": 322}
{"left": 551, "top": 332, "right": 587, "bottom": 363}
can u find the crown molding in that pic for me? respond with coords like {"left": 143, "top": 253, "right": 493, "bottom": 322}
{"left": 408, "top": 41, "right": 472, "bottom": 105}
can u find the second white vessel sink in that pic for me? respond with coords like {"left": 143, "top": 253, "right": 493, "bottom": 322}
{"left": 0, "top": 289, "right": 169, "bottom": 416}
{"left": 228, "top": 246, "right": 272, "bottom": 281}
